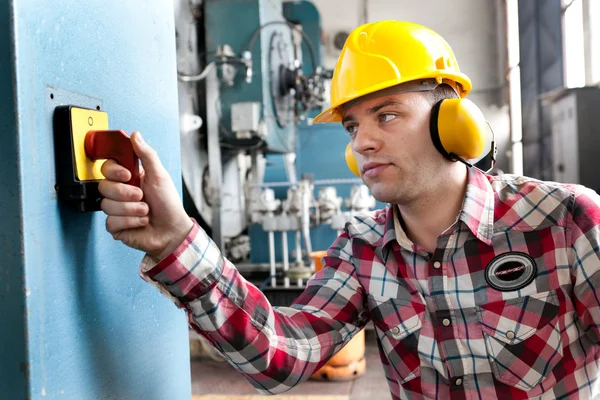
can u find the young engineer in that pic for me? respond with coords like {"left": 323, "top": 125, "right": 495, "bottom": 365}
{"left": 100, "top": 21, "right": 600, "bottom": 399}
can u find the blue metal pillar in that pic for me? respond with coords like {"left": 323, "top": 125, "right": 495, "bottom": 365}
{"left": 0, "top": 1, "right": 191, "bottom": 399}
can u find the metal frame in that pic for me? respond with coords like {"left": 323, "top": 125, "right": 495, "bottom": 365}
{"left": 206, "top": 65, "right": 224, "bottom": 250}
{"left": 518, "top": 0, "right": 564, "bottom": 180}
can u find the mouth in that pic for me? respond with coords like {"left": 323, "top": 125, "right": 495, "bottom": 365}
{"left": 362, "top": 162, "right": 392, "bottom": 178}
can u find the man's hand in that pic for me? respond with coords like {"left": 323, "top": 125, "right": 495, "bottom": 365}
{"left": 98, "top": 131, "right": 194, "bottom": 261}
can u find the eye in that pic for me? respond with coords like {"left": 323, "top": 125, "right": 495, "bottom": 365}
{"left": 379, "top": 113, "right": 397, "bottom": 123}
{"left": 344, "top": 124, "right": 358, "bottom": 136}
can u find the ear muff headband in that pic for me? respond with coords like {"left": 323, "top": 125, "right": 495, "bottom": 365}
{"left": 344, "top": 97, "right": 490, "bottom": 176}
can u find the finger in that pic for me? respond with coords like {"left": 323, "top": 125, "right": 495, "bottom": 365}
{"left": 106, "top": 215, "right": 149, "bottom": 235}
{"left": 98, "top": 180, "right": 144, "bottom": 202}
{"left": 130, "top": 132, "right": 165, "bottom": 176}
{"left": 101, "top": 198, "right": 149, "bottom": 217}
{"left": 101, "top": 160, "right": 131, "bottom": 182}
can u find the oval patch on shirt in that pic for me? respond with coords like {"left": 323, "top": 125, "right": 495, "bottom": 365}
{"left": 485, "top": 252, "right": 537, "bottom": 292}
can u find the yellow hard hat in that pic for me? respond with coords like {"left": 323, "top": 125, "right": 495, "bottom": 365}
{"left": 314, "top": 20, "right": 472, "bottom": 123}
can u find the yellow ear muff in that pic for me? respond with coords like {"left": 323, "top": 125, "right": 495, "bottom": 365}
{"left": 430, "top": 98, "right": 487, "bottom": 161}
{"left": 345, "top": 142, "right": 360, "bottom": 176}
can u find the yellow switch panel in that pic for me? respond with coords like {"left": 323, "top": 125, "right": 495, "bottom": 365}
{"left": 70, "top": 107, "right": 108, "bottom": 181}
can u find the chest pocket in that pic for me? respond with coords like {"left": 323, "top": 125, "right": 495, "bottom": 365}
{"left": 367, "top": 293, "right": 425, "bottom": 383}
{"left": 477, "top": 290, "right": 562, "bottom": 391}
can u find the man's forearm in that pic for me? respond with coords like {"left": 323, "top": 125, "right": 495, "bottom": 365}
{"left": 139, "top": 221, "right": 366, "bottom": 394}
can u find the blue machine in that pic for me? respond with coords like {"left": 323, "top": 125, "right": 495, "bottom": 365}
{"left": 247, "top": 1, "right": 386, "bottom": 264}
{"left": 0, "top": 1, "right": 191, "bottom": 399}
{"left": 178, "top": 0, "right": 383, "bottom": 288}
{"left": 204, "top": 0, "right": 297, "bottom": 153}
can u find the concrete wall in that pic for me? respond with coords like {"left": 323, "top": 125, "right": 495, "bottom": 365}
{"left": 306, "top": 0, "right": 512, "bottom": 172}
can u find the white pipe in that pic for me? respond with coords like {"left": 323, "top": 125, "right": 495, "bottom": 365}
{"left": 300, "top": 181, "right": 313, "bottom": 265}
{"left": 268, "top": 230, "right": 276, "bottom": 288}
{"left": 295, "top": 231, "right": 302, "bottom": 262}
{"left": 582, "top": 0, "right": 594, "bottom": 85}
{"left": 295, "top": 230, "right": 303, "bottom": 287}
{"left": 237, "top": 152, "right": 246, "bottom": 232}
{"left": 282, "top": 231, "right": 289, "bottom": 288}
{"left": 506, "top": 0, "right": 524, "bottom": 176}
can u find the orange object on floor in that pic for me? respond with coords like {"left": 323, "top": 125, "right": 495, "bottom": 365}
{"left": 308, "top": 251, "right": 367, "bottom": 382}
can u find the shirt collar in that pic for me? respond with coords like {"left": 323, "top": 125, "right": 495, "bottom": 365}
{"left": 459, "top": 167, "right": 495, "bottom": 246}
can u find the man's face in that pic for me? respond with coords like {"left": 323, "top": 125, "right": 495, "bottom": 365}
{"left": 341, "top": 91, "right": 447, "bottom": 204}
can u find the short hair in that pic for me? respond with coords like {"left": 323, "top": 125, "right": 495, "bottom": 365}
{"left": 421, "top": 84, "right": 459, "bottom": 106}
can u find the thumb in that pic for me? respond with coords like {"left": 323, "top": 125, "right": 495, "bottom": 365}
{"left": 131, "top": 131, "right": 164, "bottom": 175}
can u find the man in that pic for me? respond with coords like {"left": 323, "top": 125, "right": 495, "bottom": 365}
{"left": 100, "top": 21, "right": 600, "bottom": 399}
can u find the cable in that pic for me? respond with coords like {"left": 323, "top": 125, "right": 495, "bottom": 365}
{"left": 181, "top": 62, "right": 267, "bottom": 149}
{"left": 259, "top": 274, "right": 281, "bottom": 291}
{"left": 246, "top": 21, "right": 318, "bottom": 73}
{"left": 178, "top": 62, "right": 216, "bottom": 82}
{"left": 220, "top": 137, "right": 265, "bottom": 151}
{"left": 562, "top": 0, "right": 578, "bottom": 13}
{"left": 214, "top": 93, "right": 265, "bottom": 150}
{"left": 177, "top": 56, "right": 247, "bottom": 82}
{"left": 213, "top": 95, "right": 235, "bottom": 138}
{"left": 485, "top": 121, "right": 498, "bottom": 173}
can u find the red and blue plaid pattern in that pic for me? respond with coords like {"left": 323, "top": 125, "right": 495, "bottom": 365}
{"left": 141, "top": 168, "right": 600, "bottom": 399}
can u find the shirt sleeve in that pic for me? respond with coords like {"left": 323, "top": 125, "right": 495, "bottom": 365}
{"left": 569, "top": 185, "right": 600, "bottom": 344}
{"left": 139, "top": 221, "right": 368, "bottom": 395}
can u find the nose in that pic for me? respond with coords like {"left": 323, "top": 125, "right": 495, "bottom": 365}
{"left": 352, "top": 122, "right": 381, "bottom": 155}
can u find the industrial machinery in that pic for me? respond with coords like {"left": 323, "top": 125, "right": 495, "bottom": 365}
{"left": 543, "top": 86, "right": 600, "bottom": 193}
{"left": 174, "top": 0, "right": 380, "bottom": 302}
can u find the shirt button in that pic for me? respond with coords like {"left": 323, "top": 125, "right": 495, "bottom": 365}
{"left": 442, "top": 318, "right": 451, "bottom": 327}
{"left": 506, "top": 331, "right": 515, "bottom": 340}
{"left": 433, "top": 261, "right": 441, "bottom": 269}
{"left": 391, "top": 326, "right": 401, "bottom": 336}
{"left": 454, "top": 377, "right": 463, "bottom": 386}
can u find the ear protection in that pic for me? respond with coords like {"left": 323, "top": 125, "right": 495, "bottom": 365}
{"left": 345, "top": 97, "right": 495, "bottom": 176}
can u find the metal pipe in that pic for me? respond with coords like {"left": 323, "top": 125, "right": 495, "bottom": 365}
{"left": 301, "top": 181, "right": 313, "bottom": 261}
{"left": 205, "top": 65, "right": 224, "bottom": 250}
{"left": 249, "top": 178, "right": 363, "bottom": 189}
{"left": 282, "top": 231, "right": 289, "bottom": 288}
{"left": 237, "top": 152, "right": 247, "bottom": 232}
{"left": 268, "top": 230, "right": 276, "bottom": 288}
{"left": 506, "top": 0, "right": 523, "bottom": 175}
{"left": 296, "top": 231, "right": 302, "bottom": 287}
{"left": 295, "top": 231, "right": 302, "bottom": 262}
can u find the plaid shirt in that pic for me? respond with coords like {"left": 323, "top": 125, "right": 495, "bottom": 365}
{"left": 141, "top": 167, "right": 600, "bottom": 399}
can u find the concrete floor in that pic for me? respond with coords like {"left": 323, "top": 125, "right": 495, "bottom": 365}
{"left": 191, "top": 329, "right": 390, "bottom": 399}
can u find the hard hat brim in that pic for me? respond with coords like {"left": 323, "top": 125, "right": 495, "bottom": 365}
{"left": 313, "top": 107, "right": 341, "bottom": 124}
{"left": 313, "top": 72, "right": 471, "bottom": 125}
